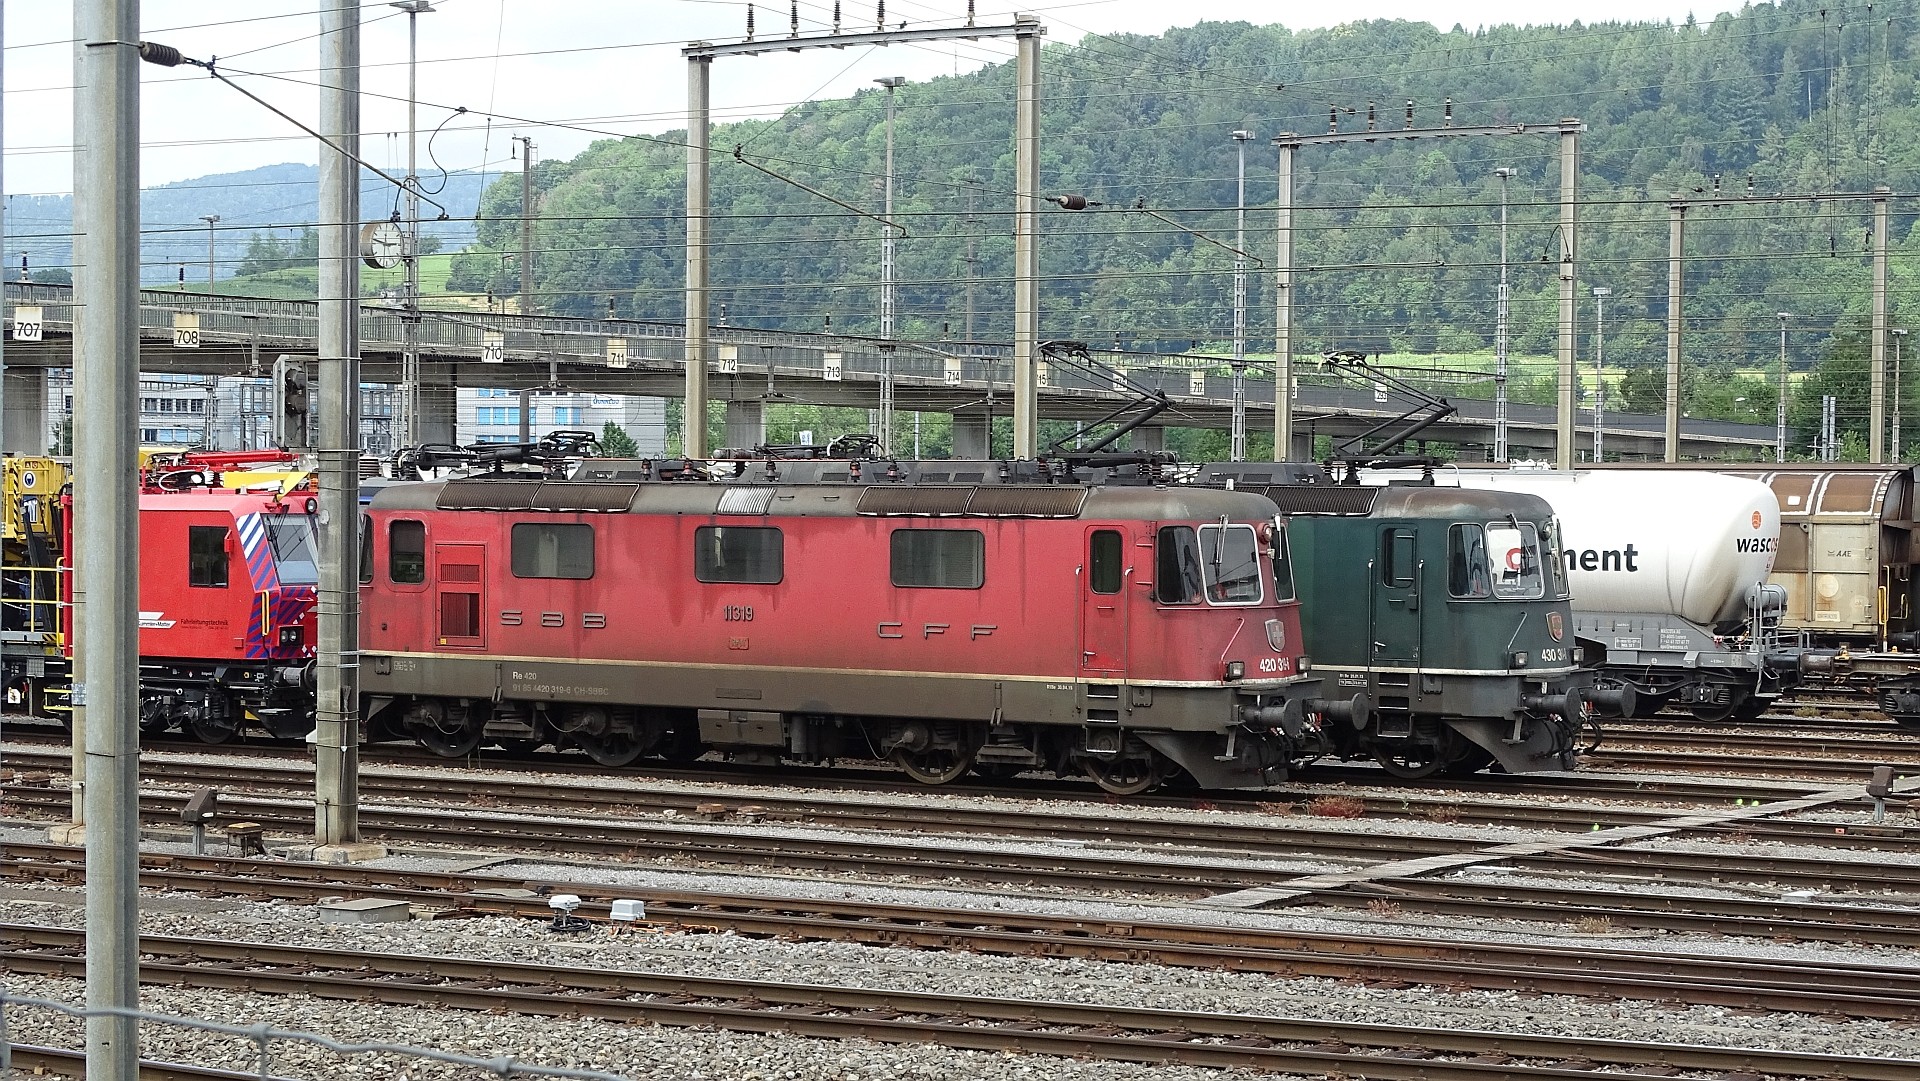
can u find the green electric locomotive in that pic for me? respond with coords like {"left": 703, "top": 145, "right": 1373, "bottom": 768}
{"left": 1195, "top": 465, "right": 1608, "bottom": 778}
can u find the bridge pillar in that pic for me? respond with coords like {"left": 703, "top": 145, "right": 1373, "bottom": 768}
{"left": 1129, "top": 425, "right": 1165, "bottom": 453}
{"left": 416, "top": 363, "right": 458, "bottom": 445}
{"left": 952, "top": 413, "right": 991, "bottom": 459}
{"left": 4, "top": 368, "right": 49, "bottom": 454}
{"left": 723, "top": 399, "right": 764, "bottom": 453}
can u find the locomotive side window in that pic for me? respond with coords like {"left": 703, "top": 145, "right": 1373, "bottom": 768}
{"left": 1448, "top": 524, "right": 1493, "bottom": 599}
{"left": 1089, "top": 530, "right": 1123, "bottom": 594}
{"left": 1154, "top": 526, "right": 1202, "bottom": 604}
{"left": 891, "top": 529, "right": 984, "bottom": 589}
{"left": 358, "top": 514, "right": 373, "bottom": 585}
{"left": 1199, "top": 524, "right": 1262, "bottom": 604}
{"left": 1541, "top": 519, "right": 1570, "bottom": 599}
{"left": 695, "top": 526, "right": 783, "bottom": 584}
{"left": 1269, "top": 525, "right": 1296, "bottom": 602}
{"left": 1485, "top": 521, "right": 1544, "bottom": 600}
{"left": 188, "top": 526, "right": 228, "bottom": 588}
{"left": 389, "top": 519, "right": 426, "bottom": 584}
{"left": 511, "top": 522, "right": 595, "bottom": 579}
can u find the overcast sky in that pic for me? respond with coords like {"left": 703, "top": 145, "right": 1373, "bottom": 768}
{"left": 2, "top": 1, "right": 1744, "bottom": 202}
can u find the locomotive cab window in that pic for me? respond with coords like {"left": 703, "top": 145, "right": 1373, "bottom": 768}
{"left": 891, "top": 529, "right": 984, "bottom": 589}
{"left": 389, "top": 519, "right": 426, "bottom": 584}
{"left": 1089, "top": 530, "right": 1123, "bottom": 594}
{"left": 511, "top": 522, "right": 594, "bottom": 579}
{"left": 1268, "top": 524, "right": 1296, "bottom": 602}
{"left": 358, "top": 514, "right": 373, "bottom": 585}
{"left": 1199, "top": 524, "right": 1262, "bottom": 604}
{"left": 266, "top": 515, "right": 320, "bottom": 585}
{"left": 1485, "top": 520, "right": 1545, "bottom": 600}
{"left": 696, "top": 526, "right": 783, "bottom": 584}
{"left": 1155, "top": 526, "right": 1202, "bottom": 604}
{"left": 1448, "top": 524, "right": 1493, "bottom": 599}
{"left": 188, "top": 525, "right": 228, "bottom": 588}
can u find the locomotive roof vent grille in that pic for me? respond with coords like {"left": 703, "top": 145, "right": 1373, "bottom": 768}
{"left": 437, "top": 479, "right": 539, "bottom": 510}
{"left": 1259, "top": 486, "right": 1380, "bottom": 516}
{"left": 858, "top": 486, "right": 975, "bottom": 516}
{"left": 718, "top": 487, "right": 778, "bottom": 516}
{"left": 857, "top": 486, "right": 1086, "bottom": 518}
{"left": 966, "top": 486, "right": 1086, "bottom": 517}
{"left": 530, "top": 482, "right": 641, "bottom": 512}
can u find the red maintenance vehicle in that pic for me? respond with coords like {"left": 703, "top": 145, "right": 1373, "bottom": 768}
{"left": 0, "top": 450, "right": 322, "bottom": 741}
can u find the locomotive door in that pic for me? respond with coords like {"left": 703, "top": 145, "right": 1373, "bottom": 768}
{"left": 1079, "top": 528, "right": 1128, "bottom": 675}
{"left": 434, "top": 543, "right": 486, "bottom": 648}
{"left": 1369, "top": 526, "right": 1422, "bottom": 668}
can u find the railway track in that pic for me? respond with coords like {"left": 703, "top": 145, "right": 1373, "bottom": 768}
{"left": 5, "top": 842, "right": 1918, "bottom": 1021}
{"left": 0, "top": 1044, "right": 284, "bottom": 1081}
{"left": 5, "top": 745, "right": 1877, "bottom": 845}
{"left": 6, "top": 757, "right": 1919, "bottom": 944}
{"left": 2, "top": 923, "right": 1913, "bottom": 1080}
{"left": 0, "top": 735, "right": 1853, "bottom": 820}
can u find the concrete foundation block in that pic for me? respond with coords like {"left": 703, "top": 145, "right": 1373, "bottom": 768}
{"left": 318, "top": 897, "right": 412, "bottom": 924}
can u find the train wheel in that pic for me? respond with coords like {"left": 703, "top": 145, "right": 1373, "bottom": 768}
{"left": 1081, "top": 753, "right": 1164, "bottom": 795}
{"left": 189, "top": 713, "right": 240, "bottom": 745}
{"left": 418, "top": 724, "right": 484, "bottom": 758}
{"left": 891, "top": 746, "right": 975, "bottom": 785}
{"left": 1372, "top": 745, "right": 1447, "bottom": 780}
{"left": 407, "top": 701, "right": 484, "bottom": 758}
{"left": 573, "top": 731, "right": 645, "bottom": 768}
{"left": 1688, "top": 693, "right": 1747, "bottom": 724}
{"left": 1439, "top": 746, "right": 1496, "bottom": 778}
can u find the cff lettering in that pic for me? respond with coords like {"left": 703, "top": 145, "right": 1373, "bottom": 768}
{"left": 1563, "top": 544, "right": 1639, "bottom": 573}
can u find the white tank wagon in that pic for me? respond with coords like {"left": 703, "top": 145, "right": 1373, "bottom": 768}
{"left": 1396, "top": 467, "right": 1796, "bottom": 721}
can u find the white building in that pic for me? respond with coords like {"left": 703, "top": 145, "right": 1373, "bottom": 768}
{"left": 461, "top": 387, "right": 667, "bottom": 453}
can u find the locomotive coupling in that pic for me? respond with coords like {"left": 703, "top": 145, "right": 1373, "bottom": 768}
{"left": 276, "top": 663, "right": 315, "bottom": 692}
{"left": 1239, "top": 690, "right": 1373, "bottom": 738}
{"left": 1239, "top": 698, "right": 1309, "bottom": 738}
{"left": 1521, "top": 691, "right": 1585, "bottom": 723}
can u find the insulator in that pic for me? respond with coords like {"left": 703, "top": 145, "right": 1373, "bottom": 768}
{"left": 1328, "top": 104, "right": 1337, "bottom": 133}
{"left": 791, "top": 1, "right": 799, "bottom": 36}
{"left": 833, "top": 2, "right": 841, "bottom": 32}
{"left": 138, "top": 41, "right": 183, "bottom": 67}
{"left": 1443, "top": 97, "right": 1453, "bottom": 126}
{"left": 746, "top": 4, "right": 755, "bottom": 40}
{"left": 877, "top": 1, "right": 885, "bottom": 32}
{"left": 1405, "top": 99, "right": 1414, "bottom": 129}
{"left": 1053, "top": 193, "right": 1089, "bottom": 210}
{"left": 967, "top": 0, "right": 976, "bottom": 27}
{"left": 1366, "top": 101, "right": 1375, "bottom": 130}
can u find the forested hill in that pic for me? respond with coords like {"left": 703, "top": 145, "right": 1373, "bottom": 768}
{"left": 454, "top": 4, "right": 1916, "bottom": 401}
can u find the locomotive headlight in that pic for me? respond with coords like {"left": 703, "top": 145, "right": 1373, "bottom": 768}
{"left": 1296, "top": 656, "right": 1312, "bottom": 673}
{"left": 1224, "top": 661, "right": 1246, "bottom": 681}
{"left": 1572, "top": 647, "right": 1584, "bottom": 664}
{"left": 1510, "top": 651, "right": 1529, "bottom": 668}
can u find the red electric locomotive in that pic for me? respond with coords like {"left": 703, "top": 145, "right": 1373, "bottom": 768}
{"left": 359, "top": 457, "right": 1337, "bottom": 793}
{"left": 55, "top": 451, "right": 321, "bottom": 741}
